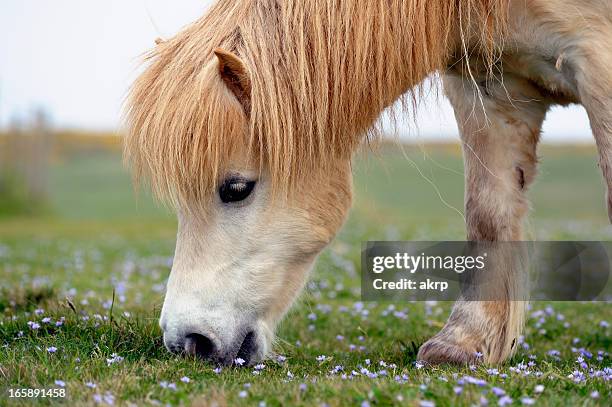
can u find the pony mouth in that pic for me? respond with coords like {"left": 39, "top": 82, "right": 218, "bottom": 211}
{"left": 169, "top": 327, "right": 265, "bottom": 366}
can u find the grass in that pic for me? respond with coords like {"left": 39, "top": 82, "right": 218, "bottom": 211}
{"left": 0, "top": 143, "right": 610, "bottom": 406}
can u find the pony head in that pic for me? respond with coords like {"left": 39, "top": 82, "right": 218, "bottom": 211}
{"left": 125, "top": 23, "right": 355, "bottom": 363}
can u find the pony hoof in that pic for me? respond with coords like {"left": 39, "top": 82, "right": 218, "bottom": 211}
{"left": 417, "top": 338, "right": 480, "bottom": 366}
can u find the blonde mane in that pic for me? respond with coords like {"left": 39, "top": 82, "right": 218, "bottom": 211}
{"left": 124, "top": 0, "right": 508, "bottom": 209}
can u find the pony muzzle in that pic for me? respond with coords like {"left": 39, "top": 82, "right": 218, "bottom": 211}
{"left": 163, "top": 321, "right": 261, "bottom": 366}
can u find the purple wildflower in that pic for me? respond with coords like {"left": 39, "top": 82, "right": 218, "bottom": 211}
{"left": 27, "top": 321, "right": 40, "bottom": 330}
{"left": 498, "top": 396, "right": 512, "bottom": 406}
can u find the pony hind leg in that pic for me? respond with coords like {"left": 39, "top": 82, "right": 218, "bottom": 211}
{"left": 417, "top": 70, "right": 550, "bottom": 365}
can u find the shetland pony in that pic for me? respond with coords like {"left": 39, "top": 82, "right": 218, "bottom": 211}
{"left": 124, "top": 0, "right": 612, "bottom": 365}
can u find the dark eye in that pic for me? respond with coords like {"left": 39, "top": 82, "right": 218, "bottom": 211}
{"left": 219, "top": 178, "right": 256, "bottom": 203}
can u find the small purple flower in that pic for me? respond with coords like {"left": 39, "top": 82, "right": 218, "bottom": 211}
{"left": 415, "top": 361, "right": 424, "bottom": 369}
{"left": 85, "top": 382, "right": 96, "bottom": 388}
{"left": 103, "top": 392, "right": 115, "bottom": 405}
{"left": 47, "top": 346, "right": 58, "bottom": 353}
{"left": 492, "top": 387, "right": 506, "bottom": 397}
{"left": 419, "top": 401, "right": 435, "bottom": 407}
{"left": 27, "top": 321, "right": 41, "bottom": 330}
{"left": 521, "top": 397, "right": 535, "bottom": 405}
{"left": 238, "top": 390, "right": 248, "bottom": 398}
{"left": 213, "top": 367, "right": 222, "bottom": 374}
{"left": 180, "top": 376, "right": 190, "bottom": 383}
{"left": 41, "top": 317, "right": 52, "bottom": 324}
{"left": 590, "top": 391, "right": 599, "bottom": 399}
{"left": 277, "top": 355, "right": 287, "bottom": 363}
{"left": 316, "top": 355, "right": 327, "bottom": 362}
{"left": 568, "top": 370, "right": 586, "bottom": 383}
{"left": 465, "top": 376, "right": 487, "bottom": 387}
{"left": 600, "top": 320, "right": 609, "bottom": 328}
{"left": 498, "top": 396, "right": 512, "bottom": 406}
{"left": 453, "top": 386, "right": 463, "bottom": 395}
{"left": 106, "top": 354, "right": 124, "bottom": 366}
{"left": 234, "top": 357, "right": 245, "bottom": 366}
{"left": 54, "top": 380, "right": 66, "bottom": 387}
{"left": 35, "top": 308, "right": 45, "bottom": 315}
{"left": 299, "top": 383, "right": 307, "bottom": 391}
{"left": 534, "top": 385, "right": 544, "bottom": 393}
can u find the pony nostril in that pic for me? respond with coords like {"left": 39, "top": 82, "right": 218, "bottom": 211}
{"left": 235, "top": 330, "right": 257, "bottom": 365}
{"left": 184, "top": 333, "right": 216, "bottom": 360}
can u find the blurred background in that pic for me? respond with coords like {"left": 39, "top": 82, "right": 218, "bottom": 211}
{"left": 0, "top": 0, "right": 609, "bottom": 241}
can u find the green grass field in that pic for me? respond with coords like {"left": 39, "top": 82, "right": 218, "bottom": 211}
{"left": 0, "top": 143, "right": 610, "bottom": 406}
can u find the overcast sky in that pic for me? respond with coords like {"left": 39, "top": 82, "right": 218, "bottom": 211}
{"left": 0, "top": 0, "right": 594, "bottom": 142}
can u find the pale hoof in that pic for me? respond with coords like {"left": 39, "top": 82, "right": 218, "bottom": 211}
{"left": 417, "top": 337, "right": 480, "bottom": 365}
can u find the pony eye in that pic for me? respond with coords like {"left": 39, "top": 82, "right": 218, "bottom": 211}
{"left": 219, "top": 178, "right": 256, "bottom": 203}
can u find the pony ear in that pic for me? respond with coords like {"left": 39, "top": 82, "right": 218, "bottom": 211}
{"left": 214, "top": 48, "right": 251, "bottom": 114}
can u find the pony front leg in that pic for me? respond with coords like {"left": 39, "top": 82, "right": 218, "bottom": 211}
{"left": 417, "top": 71, "right": 549, "bottom": 365}
{"left": 574, "top": 50, "right": 612, "bottom": 222}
